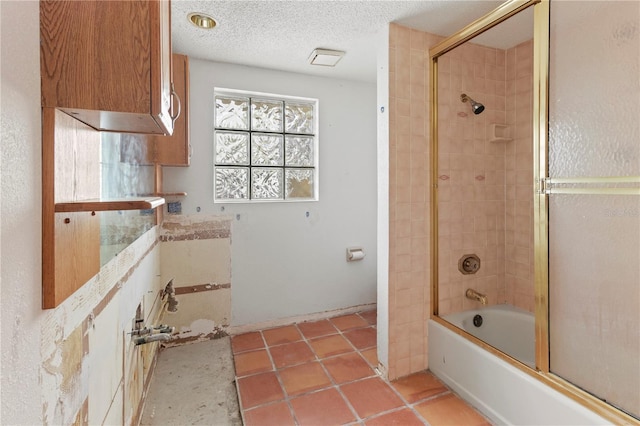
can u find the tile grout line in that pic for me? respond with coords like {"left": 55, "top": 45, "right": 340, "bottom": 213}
{"left": 302, "top": 315, "right": 385, "bottom": 424}
{"left": 236, "top": 322, "right": 347, "bottom": 424}
{"left": 268, "top": 320, "right": 369, "bottom": 425}
{"left": 381, "top": 380, "right": 434, "bottom": 426}
{"left": 283, "top": 318, "right": 376, "bottom": 424}
{"left": 348, "top": 312, "right": 432, "bottom": 424}
{"left": 287, "top": 322, "right": 330, "bottom": 426}
{"left": 231, "top": 333, "right": 260, "bottom": 426}
{"left": 233, "top": 313, "right": 491, "bottom": 425}
{"left": 257, "top": 329, "right": 298, "bottom": 424}
{"left": 334, "top": 313, "right": 440, "bottom": 425}
{"left": 235, "top": 314, "right": 402, "bottom": 425}
{"left": 233, "top": 377, "right": 247, "bottom": 425}
{"left": 304, "top": 321, "right": 364, "bottom": 424}
{"left": 300, "top": 320, "right": 381, "bottom": 424}
{"left": 234, "top": 330, "right": 279, "bottom": 421}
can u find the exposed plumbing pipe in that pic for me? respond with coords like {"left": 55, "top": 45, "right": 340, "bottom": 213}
{"left": 130, "top": 324, "right": 174, "bottom": 336}
{"left": 134, "top": 332, "right": 173, "bottom": 346}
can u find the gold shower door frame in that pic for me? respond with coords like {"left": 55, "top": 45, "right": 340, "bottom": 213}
{"left": 428, "top": 0, "right": 638, "bottom": 423}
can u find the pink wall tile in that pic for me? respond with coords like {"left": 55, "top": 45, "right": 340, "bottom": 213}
{"left": 387, "top": 24, "right": 436, "bottom": 380}
{"left": 387, "top": 24, "right": 535, "bottom": 381}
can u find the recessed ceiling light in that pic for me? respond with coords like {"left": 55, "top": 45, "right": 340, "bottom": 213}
{"left": 188, "top": 12, "right": 217, "bottom": 29}
{"left": 308, "top": 48, "right": 345, "bottom": 67}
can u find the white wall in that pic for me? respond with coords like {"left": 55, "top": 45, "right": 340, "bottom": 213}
{"left": 1, "top": 1, "right": 45, "bottom": 423}
{"left": 163, "top": 60, "right": 378, "bottom": 325}
{"left": 376, "top": 25, "right": 390, "bottom": 371}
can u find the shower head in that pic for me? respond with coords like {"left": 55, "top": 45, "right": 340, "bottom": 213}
{"left": 460, "top": 93, "right": 485, "bottom": 115}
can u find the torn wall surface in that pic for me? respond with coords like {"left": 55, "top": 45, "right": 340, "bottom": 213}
{"left": 40, "top": 229, "right": 163, "bottom": 425}
{"left": 160, "top": 216, "right": 233, "bottom": 343}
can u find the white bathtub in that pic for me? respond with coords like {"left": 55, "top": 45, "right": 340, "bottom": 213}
{"left": 444, "top": 304, "right": 535, "bottom": 368}
{"left": 428, "top": 305, "right": 609, "bottom": 425}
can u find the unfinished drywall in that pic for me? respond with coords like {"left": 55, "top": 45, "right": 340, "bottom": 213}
{"left": 159, "top": 215, "right": 232, "bottom": 343}
{"left": 163, "top": 59, "right": 378, "bottom": 326}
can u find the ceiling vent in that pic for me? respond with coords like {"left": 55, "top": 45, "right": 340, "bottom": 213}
{"left": 308, "top": 48, "right": 345, "bottom": 67}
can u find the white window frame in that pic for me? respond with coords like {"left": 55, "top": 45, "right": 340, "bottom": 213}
{"left": 213, "top": 88, "right": 319, "bottom": 203}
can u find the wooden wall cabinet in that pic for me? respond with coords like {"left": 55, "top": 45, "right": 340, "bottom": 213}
{"left": 40, "top": 0, "right": 176, "bottom": 135}
{"left": 118, "top": 55, "right": 190, "bottom": 166}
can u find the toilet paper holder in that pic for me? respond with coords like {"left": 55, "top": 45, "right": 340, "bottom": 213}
{"left": 346, "top": 247, "right": 365, "bottom": 262}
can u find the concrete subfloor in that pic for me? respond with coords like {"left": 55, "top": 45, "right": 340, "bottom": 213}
{"left": 141, "top": 337, "right": 242, "bottom": 426}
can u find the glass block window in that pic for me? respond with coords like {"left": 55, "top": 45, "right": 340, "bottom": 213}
{"left": 214, "top": 89, "right": 318, "bottom": 202}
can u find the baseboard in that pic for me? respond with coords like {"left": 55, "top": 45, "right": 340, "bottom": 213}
{"left": 227, "top": 303, "right": 376, "bottom": 335}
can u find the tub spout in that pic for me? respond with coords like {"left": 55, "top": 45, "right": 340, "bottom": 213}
{"left": 465, "top": 288, "right": 487, "bottom": 305}
{"left": 134, "top": 333, "right": 173, "bottom": 346}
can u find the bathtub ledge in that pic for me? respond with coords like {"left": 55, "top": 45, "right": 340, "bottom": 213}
{"left": 427, "top": 319, "right": 610, "bottom": 425}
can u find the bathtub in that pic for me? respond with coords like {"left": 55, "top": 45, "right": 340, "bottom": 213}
{"left": 428, "top": 304, "right": 609, "bottom": 425}
{"left": 444, "top": 304, "right": 535, "bottom": 368}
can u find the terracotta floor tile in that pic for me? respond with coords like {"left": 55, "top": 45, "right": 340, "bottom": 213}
{"left": 279, "top": 362, "right": 332, "bottom": 397}
{"left": 297, "top": 319, "right": 338, "bottom": 339}
{"left": 330, "top": 314, "right": 369, "bottom": 331}
{"left": 263, "top": 325, "right": 302, "bottom": 346}
{"left": 340, "top": 377, "right": 404, "bottom": 419}
{"left": 364, "top": 408, "right": 424, "bottom": 426}
{"left": 391, "top": 371, "right": 448, "bottom": 403}
{"left": 309, "top": 334, "right": 353, "bottom": 359}
{"left": 234, "top": 349, "right": 273, "bottom": 377}
{"left": 322, "top": 352, "right": 375, "bottom": 384}
{"left": 414, "top": 393, "right": 489, "bottom": 426}
{"left": 233, "top": 312, "right": 492, "bottom": 426}
{"left": 290, "top": 388, "right": 356, "bottom": 425}
{"left": 231, "top": 332, "right": 264, "bottom": 354}
{"left": 360, "top": 348, "right": 378, "bottom": 368}
{"left": 237, "top": 372, "right": 285, "bottom": 409}
{"left": 343, "top": 327, "right": 377, "bottom": 350}
{"left": 243, "top": 401, "right": 296, "bottom": 426}
{"left": 359, "top": 310, "right": 377, "bottom": 325}
{"left": 269, "top": 341, "right": 315, "bottom": 369}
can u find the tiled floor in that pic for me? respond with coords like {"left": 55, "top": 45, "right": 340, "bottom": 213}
{"left": 232, "top": 310, "right": 492, "bottom": 425}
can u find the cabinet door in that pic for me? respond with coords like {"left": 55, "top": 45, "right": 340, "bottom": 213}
{"left": 150, "top": 0, "right": 174, "bottom": 135}
{"left": 153, "top": 54, "right": 191, "bottom": 166}
{"left": 40, "top": 0, "right": 174, "bottom": 135}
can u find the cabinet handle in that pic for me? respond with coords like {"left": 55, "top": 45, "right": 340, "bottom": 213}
{"left": 170, "top": 83, "right": 182, "bottom": 124}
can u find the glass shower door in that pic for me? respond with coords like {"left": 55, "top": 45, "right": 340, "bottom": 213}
{"left": 547, "top": 1, "right": 640, "bottom": 418}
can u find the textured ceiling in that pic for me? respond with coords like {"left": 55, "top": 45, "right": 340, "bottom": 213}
{"left": 171, "top": 0, "right": 534, "bottom": 83}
